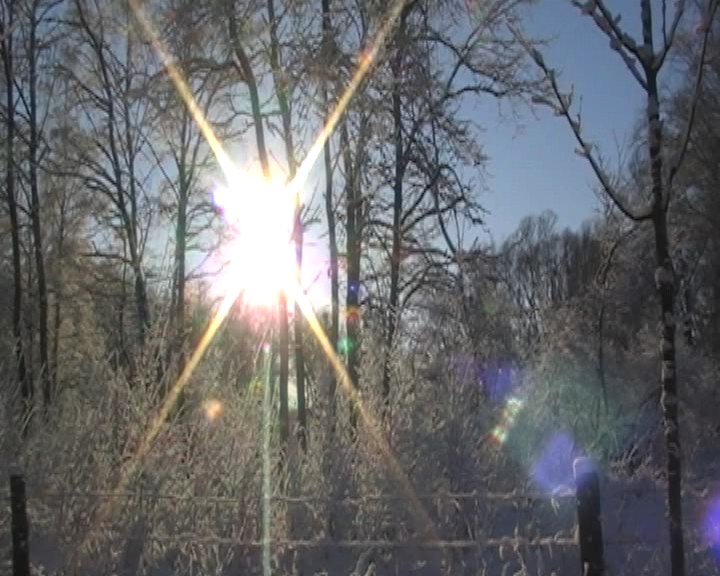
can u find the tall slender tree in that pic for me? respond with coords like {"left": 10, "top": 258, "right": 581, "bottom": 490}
{"left": 23, "top": 0, "right": 51, "bottom": 412}
{"left": 320, "top": 0, "right": 339, "bottom": 431}
{"left": 151, "top": 0, "right": 229, "bottom": 373}
{"left": 1, "top": 0, "right": 30, "bottom": 430}
{"left": 524, "top": 2, "right": 720, "bottom": 573}
{"left": 64, "top": 0, "right": 155, "bottom": 351}
{"left": 266, "top": 0, "right": 306, "bottom": 450}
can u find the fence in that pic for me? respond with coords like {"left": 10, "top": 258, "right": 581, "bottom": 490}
{"left": 4, "top": 462, "right": 720, "bottom": 576}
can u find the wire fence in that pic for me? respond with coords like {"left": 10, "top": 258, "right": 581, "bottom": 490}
{"left": 3, "top": 476, "right": 720, "bottom": 576}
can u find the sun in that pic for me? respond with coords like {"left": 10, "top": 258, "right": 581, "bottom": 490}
{"left": 211, "top": 167, "right": 297, "bottom": 309}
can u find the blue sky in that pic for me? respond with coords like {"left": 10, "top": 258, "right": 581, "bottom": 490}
{"left": 476, "top": 0, "right": 648, "bottom": 243}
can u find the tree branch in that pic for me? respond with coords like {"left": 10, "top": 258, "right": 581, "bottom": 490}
{"left": 667, "top": 0, "right": 719, "bottom": 203}
{"left": 656, "top": 0, "right": 688, "bottom": 70}
{"left": 516, "top": 31, "right": 652, "bottom": 222}
{"left": 570, "top": 0, "right": 648, "bottom": 87}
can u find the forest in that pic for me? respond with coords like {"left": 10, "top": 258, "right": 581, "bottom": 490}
{"left": 0, "top": 0, "right": 719, "bottom": 574}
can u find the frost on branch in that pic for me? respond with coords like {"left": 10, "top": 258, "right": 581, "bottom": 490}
{"left": 654, "top": 266, "right": 673, "bottom": 288}
{"left": 531, "top": 48, "right": 544, "bottom": 67}
{"left": 621, "top": 33, "right": 636, "bottom": 51}
{"left": 661, "top": 339, "right": 673, "bottom": 354}
{"left": 580, "top": 0, "right": 597, "bottom": 16}
{"left": 664, "top": 311, "right": 676, "bottom": 328}
{"left": 637, "top": 44, "right": 654, "bottom": 63}
{"left": 530, "top": 94, "right": 553, "bottom": 107}
{"left": 574, "top": 142, "right": 593, "bottom": 157}
{"left": 560, "top": 86, "right": 574, "bottom": 110}
{"left": 662, "top": 360, "right": 675, "bottom": 381}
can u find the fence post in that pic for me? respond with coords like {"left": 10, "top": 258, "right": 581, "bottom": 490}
{"left": 10, "top": 473, "right": 30, "bottom": 576}
{"left": 574, "top": 457, "right": 604, "bottom": 576}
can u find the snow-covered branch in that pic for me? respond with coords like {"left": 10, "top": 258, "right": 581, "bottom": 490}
{"left": 513, "top": 29, "right": 652, "bottom": 222}
{"left": 667, "top": 0, "right": 720, "bottom": 205}
{"left": 657, "top": 0, "right": 688, "bottom": 71}
{"left": 570, "top": 0, "right": 648, "bottom": 87}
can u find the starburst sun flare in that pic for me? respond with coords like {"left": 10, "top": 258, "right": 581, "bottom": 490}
{"left": 105, "top": 0, "right": 437, "bottom": 554}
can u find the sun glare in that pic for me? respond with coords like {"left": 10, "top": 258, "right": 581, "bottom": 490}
{"left": 212, "top": 169, "right": 297, "bottom": 309}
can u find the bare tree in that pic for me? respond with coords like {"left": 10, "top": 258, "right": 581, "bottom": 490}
{"left": 522, "top": 2, "right": 720, "bottom": 573}
{"left": 18, "top": 0, "right": 63, "bottom": 413}
{"left": 373, "top": 0, "right": 533, "bottom": 413}
{"left": 63, "top": 0, "right": 156, "bottom": 351}
{"left": 150, "top": 0, "right": 230, "bottom": 373}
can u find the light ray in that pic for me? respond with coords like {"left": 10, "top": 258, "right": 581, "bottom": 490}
{"left": 288, "top": 283, "right": 438, "bottom": 539}
{"left": 285, "top": 0, "right": 409, "bottom": 202}
{"left": 128, "top": 0, "right": 239, "bottom": 181}
{"left": 261, "top": 339, "right": 274, "bottom": 576}
{"left": 122, "top": 287, "right": 241, "bottom": 488}
{"left": 77, "top": 286, "right": 242, "bottom": 555}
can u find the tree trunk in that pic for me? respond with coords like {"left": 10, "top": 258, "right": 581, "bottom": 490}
{"left": 51, "top": 198, "right": 66, "bottom": 397}
{"left": 278, "top": 294, "right": 290, "bottom": 446}
{"left": 28, "top": 4, "right": 50, "bottom": 415}
{"left": 320, "top": 0, "right": 339, "bottom": 435}
{"left": 382, "top": 14, "right": 407, "bottom": 413}
{"left": 267, "top": 0, "right": 306, "bottom": 450}
{"left": 292, "top": 196, "right": 306, "bottom": 452}
{"left": 174, "top": 161, "right": 188, "bottom": 370}
{"left": 1, "top": 0, "right": 31, "bottom": 431}
{"left": 228, "top": 13, "right": 270, "bottom": 178}
{"left": 641, "top": 3, "right": 685, "bottom": 572}
{"left": 341, "top": 122, "right": 361, "bottom": 430}
{"left": 117, "top": 239, "right": 129, "bottom": 370}
{"left": 130, "top": 253, "right": 150, "bottom": 346}
{"left": 124, "top": 29, "right": 151, "bottom": 347}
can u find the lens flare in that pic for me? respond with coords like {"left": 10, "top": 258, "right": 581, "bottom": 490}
{"left": 203, "top": 399, "right": 223, "bottom": 421}
{"left": 704, "top": 495, "right": 720, "bottom": 556}
{"left": 530, "top": 431, "right": 578, "bottom": 494}
{"left": 491, "top": 396, "right": 524, "bottom": 445}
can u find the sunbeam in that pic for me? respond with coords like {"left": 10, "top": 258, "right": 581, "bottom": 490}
{"left": 289, "top": 284, "right": 438, "bottom": 540}
{"left": 261, "top": 338, "right": 274, "bottom": 576}
{"left": 285, "top": 0, "right": 409, "bottom": 204}
{"left": 77, "top": 284, "right": 242, "bottom": 555}
{"left": 128, "top": 0, "right": 239, "bottom": 182}
{"left": 116, "top": 285, "right": 241, "bottom": 491}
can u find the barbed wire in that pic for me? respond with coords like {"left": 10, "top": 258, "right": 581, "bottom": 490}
{"left": 3, "top": 483, "right": 716, "bottom": 556}
{"left": 4, "top": 485, "right": 716, "bottom": 506}
{"left": 5, "top": 474, "right": 719, "bottom": 502}
{"left": 2, "top": 488, "right": 580, "bottom": 506}
{"left": 31, "top": 532, "right": 581, "bottom": 549}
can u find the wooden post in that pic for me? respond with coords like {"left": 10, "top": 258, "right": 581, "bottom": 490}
{"left": 10, "top": 473, "right": 30, "bottom": 576}
{"left": 574, "top": 457, "right": 604, "bottom": 576}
